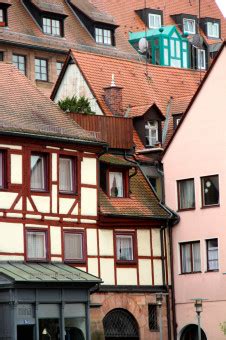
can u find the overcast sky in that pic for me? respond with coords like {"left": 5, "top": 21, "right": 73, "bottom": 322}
{"left": 216, "top": 0, "right": 226, "bottom": 17}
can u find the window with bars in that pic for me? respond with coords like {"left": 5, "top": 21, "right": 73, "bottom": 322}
{"left": 30, "top": 154, "right": 48, "bottom": 191}
{"left": 206, "top": 238, "right": 219, "bottom": 271}
{"left": 43, "top": 17, "right": 61, "bottom": 36}
{"left": 64, "top": 232, "right": 85, "bottom": 262}
{"left": 180, "top": 241, "right": 201, "bottom": 274}
{"left": 148, "top": 304, "right": 158, "bottom": 331}
{"left": 59, "top": 156, "right": 75, "bottom": 194}
{"left": 95, "top": 27, "right": 112, "bottom": 45}
{"left": 12, "top": 54, "right": 26, "bottom": 75}
{"left": 116, "top": 234, "right": 134, "bottom": 262}
{"left": 35, "top": 58, "right": 48, "bottom": 81}
{"left": 26, "top": 230, "right": 47, "bottom": 261}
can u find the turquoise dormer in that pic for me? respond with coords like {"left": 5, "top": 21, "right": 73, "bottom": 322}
{"left": 129, "top": 25, "right": 189, "bottom": 69}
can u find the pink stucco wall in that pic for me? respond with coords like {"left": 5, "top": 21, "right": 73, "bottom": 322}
{"left": 163, "top": 46, "right": 226, "bottom": 339}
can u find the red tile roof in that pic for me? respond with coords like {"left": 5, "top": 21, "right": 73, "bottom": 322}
{"left": 0, "top": 63, "right": 104, "bottom": 144}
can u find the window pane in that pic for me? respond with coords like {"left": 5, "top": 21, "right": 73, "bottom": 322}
{"left": 116, "top": 235, "right": 133, "bottom": 261}
{"left": 59, "top": 157, "right": 73, "bottom": 192}
{"left": 192, "top": 242, "right": 201, "bottom": 272}
{"left": 35, "top": 58, "right": 47, "bottom": 81}
{"left": 27, "top": 231, "right": 46, "bottom": 260}
{"left": 207, "top": 239, "right": 218, "bottom": 270}
{"left": 109, "top": 172, "right": 123, "bottom": 197}
{"left": 178, "top": 179, "right": 195, "bottom": 209}
{"left": 202, "top": 175, "right": 219, "bottom": 206}
{"left": 0, "top": 152, "right": 3, "bottom": 188}
{"left": 30, "top": 155, "right": 46, "bottom": 190}
{"left": 12, "top": 55, "right": 26, "bottom": 75}
{"left": 145, "top": 120, "right": 158, "bottom": 146}
{"left": 56, "top": 61, "right": 64, "bottom": 76}
{"left": 149, "top": 14, "right": 161, "bottom": 28}
{"left": 181, "top": 243, "right": 191, "bottom": 273}
{"left": 64, "top": 233, "right": 83, "bottom": 260}
{"left": 0, "top": 9, "right": 4, "bottom": 23}
{"left": 184, "top": 19, "right": 195, "bottom": 34}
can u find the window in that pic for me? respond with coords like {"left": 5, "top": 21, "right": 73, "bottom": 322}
{"left": 12, "top": 54, "right": 26, "bottom": 75}
{"left": 148, "top": 14, "right": 161, "bottom": 29}
{"left": 30, "top": 154, "right": 47, "bottom": 191}
{"left": 206, "top": 238, "right": 218, "bottom": 271}
{"left": 0, "top": 52, "right": 3, "bottom": 61}
{"left": 0, "top": 8, "right": 6, "bottom": 26}
{"left": 59, "top": 156, "right": 75, "bottom": 193}
{"left": 0, "top": 151, "right": 5, "bottom": 189}
{"left": 109, "top": 171, "right": 124, "bottom": 197}
{"left": 95, "top": 28, "right": 112, "bottom": 45}
{"left": 201, "top": 175, "right": 219, "bottom": 207}
{"left": 56, "top": 61, "right": 64, "bottom": 76}
{"left": 197, "top": 49, "right": 206, "bottom": 70}
{"left": 35, "top": 58, "right": 48, "bottom": 81}
{"left": 145, "top": 120, "right": 158, "bottom": 147}
{"left": 207, "top": 22, "right": 219, "bottom": 38}
{"left": 177, "top": 179, "right": 195, "bottom": 210}
{"left": 26, "top": 230, "right": 47, "bottom": 261}
{"left": 64, "top": 232, "right": 85, "bottom": 262}
{"left": 173, "top": 114, "right": 182, "bottom": 130}
{"left": 148, "top": 304, "right": 158, "bottom": 331}
{"left": 183, "top": 18, "right": 196, "bottom": 34}
{"left": 0, "top": 9, "right": 3, "bottom": 23}
{"left": 116, "top": 234, "right": 134, "bottom": 262}
{"left": 180, "top": 241, "right": 201, "bottom": 273}
{"left": 43, "top": 17, "right": 61, "bottom": 36}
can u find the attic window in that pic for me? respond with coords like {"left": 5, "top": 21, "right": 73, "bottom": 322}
{"left": 183, "top": 18, "right": 196, "bottom": 34}
{"left": 95, "top": 27, "right": 112, "bottom": 45}
{"left": 43, "top": 17, "right": 61, "bottom": 36}
{"left": 148, "top": 13, "right": 161, "bottom": 29}
{"left": 207, "top": 22, "right": 219, "bottom": 38}
{"left": 109, "top": 171, "right": 124, "bottom": 197}
{"left": 0, "top": 7, "right": 7, "bottom": 27}
{"left": 145, "top": 121, "right": 158, "bottom": 147}
{"left": 197, "top": 49, "right": 206, "bottom": 70}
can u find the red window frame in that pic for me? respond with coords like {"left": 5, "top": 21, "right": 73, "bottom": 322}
{"left": 25, "top": 229, "right": 49, "bottom": 262}
{"left": 30, "top": 152, "right": 49, "bottom": 193}
{"left": 107, "top": 167, "right": 129, "bottom": 198}
{"left": 114, "top": 231, "right": 137, "bottom": 265}
{"left": 59, "top": 155, "right": 77, "bottom": 195}
{"left": 63, "top": 230, "right": 86, "bottom": 264}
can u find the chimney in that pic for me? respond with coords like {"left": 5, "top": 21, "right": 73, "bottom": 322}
{"left": 104, "top": 74, "right": 124, "bottom": 116}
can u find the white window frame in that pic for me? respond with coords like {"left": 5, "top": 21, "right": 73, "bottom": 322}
{"left": 43, "top": 17, "right": 61, "bottom": 36}
{"left": 207, "top": 22, "right": 219, "bottom": 38}
{"left": 145, "top": 120, "right": 158, "bottom": 147}
{"left": 35, "top": 58, "right": 48, "bottom": 81}
{"left": 183, "top": 18, "right": 196, "bottom": 34}
{"left": 26, "top": 230, "right": 47, "bottom": 261}
{"left": 197, "top": 49, "right": 206, "bottom": 70}
{"left": 95, "top": 27, "right": 112, "bottom": 45}
{"left": 116, "top": 234, "right": 134, "bottom": 262}
{"left": 12, "top": 54, "right": 26, "bottom": 75}
{"left": 148, "top": 13, "right": 161, "bottom": 29}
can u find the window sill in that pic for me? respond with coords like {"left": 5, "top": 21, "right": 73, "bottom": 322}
{"left": 64, "top": 259, "right": 86, "bottom": 265}
{"left": 116, "top": 260, "right": 137, "bottom": 266}
{"left": 30, "top": 190, "right": 50, "bottom": 196}
{"left": 177, "top": 207, "right": 195, "bottom": 212}
{"left": 26, "top": 259, "right": 49, "bottom": 263}
{"left": 201, "top": 204, "right": 220, "bottom": 209}
{"left": 59, "top": 191, "right": 78, "bottom": 198}
{"left": 205, "top": 269, "right": 219, "bottom": 273}
{"left": 179, "top": 271, "right": 202, "bottom": 275}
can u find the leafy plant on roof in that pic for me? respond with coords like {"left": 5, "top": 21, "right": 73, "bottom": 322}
{"left": 58, "top": 95, "right": 95, "bottom": 114}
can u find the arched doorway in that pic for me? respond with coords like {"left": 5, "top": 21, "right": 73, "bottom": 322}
{"left": 103, "top": 308, "right": 139, "bottom": 340}
{"left": 180, "top": 324, "right": 207, "bottom": 340}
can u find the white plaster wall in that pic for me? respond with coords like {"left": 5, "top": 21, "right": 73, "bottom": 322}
{"left": 50, "top": 226, "right": 62, "bottom": 255}
{"left": 88, "top": 258, "right": 99, "bottom": 277}
{"left": 10, "top": 154, "right": 22, "bottom": 184}
{"left": 100, "top": 258, "right": 114, "bottom": 284}
{"left": 14, "top": 197, "right": 22, "bottom": 210}
{"left": 0, "top": 255, "right": 24, "bottom": 260}
{"left": 0, "top": 223, "right": 23, "bottom": 252}
{"left": 152, "top": 229, "right": 161, "bottom": 256}
{"left": 59, "top": 198, "right": 75, "bottom": 214}
{"left": 117, "top": 268, "right": 137, "bottom": 285}
{"left": 81, "top": 157, "right": 96, "bottom": 185}
{"left": 52, "top": 153, "right": 57, "bottom": 181}
{"left": 26, "top": 198, "right": 34, "bottom": 211}
{"left": 0, "top": 144, "right": 22, "bottom": 150}
{"left": 54, "top": 64, "right": 103, "bottom": 115}
{"left": 31, "top": 196, "right": 50, "bottom": 213}
{"left": 87, "top": 229, "right": 98, "bottom": 255}
{"left": 153, "top": 260, "right": 163, "bottom": 285}
{"left": 139, "top": 259, "right": 152, "bottom": 285}
{"left": 99, "top": 230, "right": 113, "bottom": 256}
{"left": 52, "top": 185, "right": 58, "bottom": 213}
{"left": 137, "top": 229, "right": 151, "bottom": 256}
{"left": 81, "top": 188, "right": 97, "bottom": 216}
{"left": 0, "top": 192, "right": 18, "bottom": 209}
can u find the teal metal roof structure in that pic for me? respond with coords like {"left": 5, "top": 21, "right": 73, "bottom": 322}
{"left": 0, "top": 262, "right": 101, "bottom": 284}
{"left": 129, "top": 26, "right": 177, "bottom": 44}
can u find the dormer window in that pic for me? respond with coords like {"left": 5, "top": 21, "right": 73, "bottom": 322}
{"left": 0, "top": 4, "right": 9, "bottom": 27}
{"left": 43, "top": 17, "right": 61, "bottom": 36}
{"left": 145, "top": 121, "right": 158, "bottom": 147}
{"left": 183, "top": 18, "right": 196, "bottom": 34}
{"left": 207, "top": 22, "right": 219, "bottom": 38}
{"left": 148, "top": 13, "right": 161, "bottom": 29}
{"left": 95, "top": 27, "right": 112, "bottom": 45}
{"left": 109, "top": 171, "right": 124, "bottom": 197}
{"left": 197, "top": 49, "right": 206, "bottom": 70}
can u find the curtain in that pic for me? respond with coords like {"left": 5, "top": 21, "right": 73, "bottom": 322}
{"left": 116, "top": 235, "right": 133, "bottom": 261}
{"left": 64, "top": 233, "right": 82, "bottom": 260}
{"left": 208, "top": 239, "right": 218, "bottom": 270}
{"left": 180, "top": 180, "right": 194, "bottom": 209}
{"left": 192, "top": 242, "right": 201, "bottom": 272}
{"left": 181, "top": 243, "right": 191, "bottom": 273}
{"left": 30, "top": 155, "right": 45, "bottom": 190}
{"left": 109, "top": 172, "right": 123, "bottom": 197}
{"left": 59, "top": 158, "right": 73, "bottom": 192}
{"left": 27, "top": 232, "right": 46, "bottom": 259}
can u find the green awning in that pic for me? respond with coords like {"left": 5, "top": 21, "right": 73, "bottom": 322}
{"left": 0, "top": 262, "right": 101, "bottom": 284}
